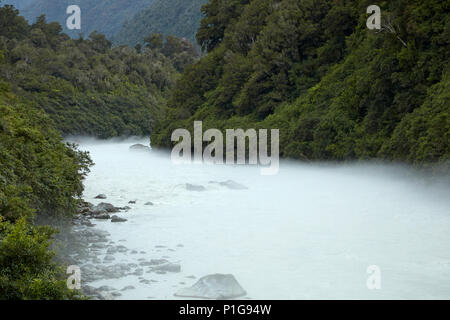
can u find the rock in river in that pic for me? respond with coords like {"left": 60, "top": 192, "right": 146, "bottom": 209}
{"left": 94, "top": 202, "right": 120, "bottom": 213}
{"left": 174, "top": 274, "right": 246, "bottom": 299}
{"left": 151, "top": 263, "right": 181, "bottom": 273}
{"left": 94, "top": 213, "right": 110, "bottom": 220}
{"left": 129, "top": 144, "right": 150, "bottom": 152}
{"left": 210, "top": 180, "right": 248, "bottom": 190}
{"left": 186, "top": 183, "right": 206, "bottom": 192}
{"left": 95, "top": 194, "right": 107, "bottom": 199}
{"left": 111, "top": 215, "right": 127, "bottom": 223}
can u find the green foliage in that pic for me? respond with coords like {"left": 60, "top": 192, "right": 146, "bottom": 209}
{"left": 0, "top": 86, "right": 90, "bottom": 299}
{"left": 152, "top": 0, "right": 449, "bottom": 168}
{"left": 0, "top": 36, "right": 92, "bottom": 298}
{"left": 0, "top": 7, "right": 179, "bottom": 137}
{"left": 0, "top": 217, "right": 82, "bottom": 299}
{"left": 144, "top": 33, "right": 163, "bottom": 50}
{"left": 113, "top": 0, "right": 207, "bottom": 48}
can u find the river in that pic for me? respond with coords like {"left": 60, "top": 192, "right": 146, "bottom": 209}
{"left": 66, "top": 137, "right": 450, "bottom": 299}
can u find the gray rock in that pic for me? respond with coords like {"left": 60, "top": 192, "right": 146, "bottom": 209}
{"left": 131, "top": 268, "right": 144, "bottom": 276}
{"left": 129, "top": 144, "right": 151, "bottom": 152}
{"left": 98, "top": 285, "right": 116, "bottom": 291}
{"left": 175, "top": 274, "right": 246, "bottom": 299}
{"left": 217, "top": 180, "right": 248, "bottom": 190}
{"left": 106, "top": 247, "right": 117, "bottom": 254}
{"left": 94, "top": 213, "right": 110, "bottom": 220}
{"left": 116, "top": 245, "right": 128, "bottom": 252}
{"left": 91, "top": 243, "right": 107, "bottom": 249}
{"left": 121, "top": 285, "right": 135, "bottom": 291}
{"left": 186, "top": 183, "right": 206, "bottom": 191}
{"left": 151, "top": 263, "right": 181, "bottom": 273}
{"left": 128, "top": 200, "right": 136, "bottom": 204}
{"left": 94, "top": 202, "right": 120, "bottom": 213}
{"left": 139, "top": 259, "right": 168, "bottom": 266}
{"left": 104, "top": 255, "right": 115, "bottom": 262}
{"left": 95, "top": 194, "right": 107, "bottom": 199}
{"left": 111, "top": 215, "right": 127, "bottom": 223}
{"left": 144, "top": 201, "right": 154, "bottom": 206}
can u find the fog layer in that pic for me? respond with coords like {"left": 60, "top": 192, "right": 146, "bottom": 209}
{"left": 73, "top": 138, "right": 450, "bottom": 299}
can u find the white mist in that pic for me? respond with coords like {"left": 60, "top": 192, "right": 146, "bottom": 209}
{"left": 73, "top": 138, "right": 450, "bottom": 299}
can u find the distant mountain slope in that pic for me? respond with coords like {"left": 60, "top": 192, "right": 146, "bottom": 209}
{"left": 112, "top": 0, "right": 207, "bottom": 47}
{"left": 3, "top": 0, "right": 155, "bottom": 38}
{"left": 1, "top": 0, "right": 34, "bottom": 10}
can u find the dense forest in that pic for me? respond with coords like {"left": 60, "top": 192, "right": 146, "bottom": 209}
{"left": 0, "top": 4, "right": 201, "bottom": 137}
{"left": 151, "top": 0, "right": 449, "bottom": 169}
{"left": 0, "top": 62, "right": 92, "bottom": 299}
{"left": 113, "top": 0, "right": 208, "bottom": 47}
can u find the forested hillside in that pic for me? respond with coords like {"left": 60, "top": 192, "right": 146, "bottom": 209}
{"left": 113, "top": 0, "right": 207, "bottom": 47}
{"left": 2, "top": 0, "right": 155, "bottom": 38}
{"left": 0, "top": 64, "right": 92, "bottom": 299}
{"left": 0, "top": 4, "right": 183, "bottom": 137}
{"left": 151, "top": 0, "right": 449, "bottom": 167}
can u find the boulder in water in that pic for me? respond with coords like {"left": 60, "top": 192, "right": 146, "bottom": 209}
{"left": 111, "top": 215, "right": 127, "bottom": 223}
{"left": 151, "top": 263, "right": 181, "bottom": 273}
{"left": 94, "top": 202, "right": 120, "bottom": 213}
{"left": 174, "top": 274, "right": 246, "bottom": 299}
{"left": 219, "top": 180, "right": 248, "bottom": 190}
{"left": 186, "top": 183, "right": 206, "bottom": 192}
{"left": 210, "top": 180, "right": 248, "bottom": 190}
{"left": 94, "top": 213, "right": 110, "bottom": 220}
{"left": 129, "top": 144, "right": 150, "bottom": 152}
{"left": 95, "top": 194, "right": 107, "bottom": 199}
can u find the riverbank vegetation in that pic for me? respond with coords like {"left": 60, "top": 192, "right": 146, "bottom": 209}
{"left": 0, "top": 81, "right": 91, "bottom": 298}
{"left": 0, "top": 4, "right": 184, "bottom": 138}
{"left": 151, "top": 0, "right": 449, "bottom": 169}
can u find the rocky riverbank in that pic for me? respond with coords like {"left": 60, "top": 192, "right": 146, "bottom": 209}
{"left": 63, "top": 197, "right": 186, "bottom": 300}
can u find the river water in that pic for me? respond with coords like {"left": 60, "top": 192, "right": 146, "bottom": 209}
{"left": 69, "top": 138, "right": 450, "bottom": 299}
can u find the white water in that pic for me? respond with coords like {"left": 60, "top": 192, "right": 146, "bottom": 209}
{"left": 76, "top": 138, "right": 450, "bottom": 299}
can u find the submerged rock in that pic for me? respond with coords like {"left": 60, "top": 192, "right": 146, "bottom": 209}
{"left": 121, "top": 285, "right": 135, "bottom": 291}
{"left": 186, "top": 183, "right": 206, "bottom": 192}
{"left": 129, "top": 144, "right": 150, "bottom": 152}
{"left": 144, "top": 201, "right": 154, "bottom": 206}
{"left": 95, "top": 194, "right": 107, "bottom": 199}
{"left": 151, "top": 263, "right": 181, "bottom": 273}
{"left": 210, "top": 180, "right": 248, "bottom": 190}
{"left": 174, "top": 274, "right": 246, "bottom": 299}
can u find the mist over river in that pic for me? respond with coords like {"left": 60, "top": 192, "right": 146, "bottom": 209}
{"left": 66, "top": 137, "right": 450, "bottom": 299}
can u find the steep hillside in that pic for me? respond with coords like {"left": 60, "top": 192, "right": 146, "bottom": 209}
{"left": 3, "top": 0, "right": 154, "bottom": 38}
{"left": 113, "top": 0, "right": 207, "bottom": 47}
{"left": 0, "top": 52, "right": 91, "bottom": 299}
{"left": 0, "top": 4, "right": 179, "bottom": 138}
{"left": 151, "top": 0, "right": 449, "bottom": 167}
